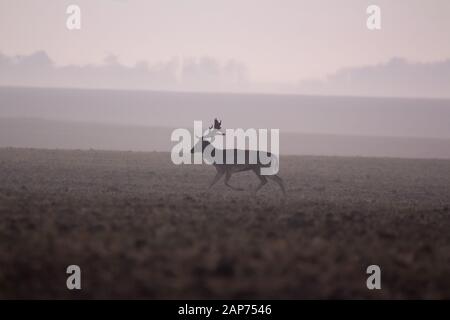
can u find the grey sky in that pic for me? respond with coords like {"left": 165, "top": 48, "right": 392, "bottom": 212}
{"left": 1, "top": 0, "right": 450, "bottom": 84}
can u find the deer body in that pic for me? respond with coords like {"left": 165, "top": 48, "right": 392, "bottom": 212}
{"left": 192, "top": 139, "right": 286, "bottom": 195}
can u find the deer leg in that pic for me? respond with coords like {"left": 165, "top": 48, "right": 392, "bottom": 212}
{"left": 267, "top": 174, "right": 286, "bottom": 196}
{"left": 224, "top": 171, "right": 244, "bottom": 191}
{"left": 209, "top": 170, "right": 225, "bottom": 188}
{"left": 254, "top": 171, "right": 268, "bottom": 194}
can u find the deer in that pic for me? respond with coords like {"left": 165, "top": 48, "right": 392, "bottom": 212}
{"left": 190, "top": 120, "right": 286, "bottom": 196}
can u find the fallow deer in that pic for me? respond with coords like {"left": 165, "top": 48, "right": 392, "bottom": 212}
{"left": 191, "top": 120, "right": 286, "bottom": 195}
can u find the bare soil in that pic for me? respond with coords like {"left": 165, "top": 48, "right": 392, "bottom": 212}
{"left": 0, "top": 148, "right": 449, "bottom": 299}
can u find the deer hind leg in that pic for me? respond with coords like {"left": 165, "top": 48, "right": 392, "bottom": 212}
{"left": 209, "top": 169, "right": 225, "bottom": 188}
{"left": 224, "top": 170, "right": 244, "bottom": 191}
{"left": 267, "top": 174, "right": 286, "bottom": 196}
{"left": 253, "top": 169, "right": 268, "bottom": 194}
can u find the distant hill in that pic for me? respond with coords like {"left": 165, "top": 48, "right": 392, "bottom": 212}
{"left": 1, "top": 86, "right": 450, "bottom": 139}
{"left": 2, "top": 117, "right": 450, "bottom": 159}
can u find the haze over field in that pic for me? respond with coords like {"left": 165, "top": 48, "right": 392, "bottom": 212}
{"left": 1, "top": 87, "right": 450, "bottom": 158}
{"left": 1, "top": 0, "right": 449, "bottom": 154}
{"left": 1, "top": 1, "right": 450, "bottom": 97}
{"left": 1, "top": 52, "right": 450, "bottom": 98}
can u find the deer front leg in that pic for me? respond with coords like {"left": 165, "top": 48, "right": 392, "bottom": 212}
{"left": 224, "top": 171, "right": 244, "bottom": 191}
{"left": 254, "top": 172, "right": 268, "bottom": 194}
{"left": 209, "top": 170, "right": 225, "bottom": 188}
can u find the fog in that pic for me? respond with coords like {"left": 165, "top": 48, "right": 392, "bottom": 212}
{"left": 1, "top": 52, "right": 450, "bottom": 98}
{"left": 1, "top": 86, "right": 450, "bottom": 158}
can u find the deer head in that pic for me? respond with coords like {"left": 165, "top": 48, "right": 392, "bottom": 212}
{"left": 209, "top": 118, "right": 222, "bottom": 130}
{"left": 204, "top": 118, "right": 225, "bottom": 141}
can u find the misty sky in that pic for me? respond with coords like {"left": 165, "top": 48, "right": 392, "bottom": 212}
{"left": 1, "top": 0, "right": 450, "bottom": 84}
